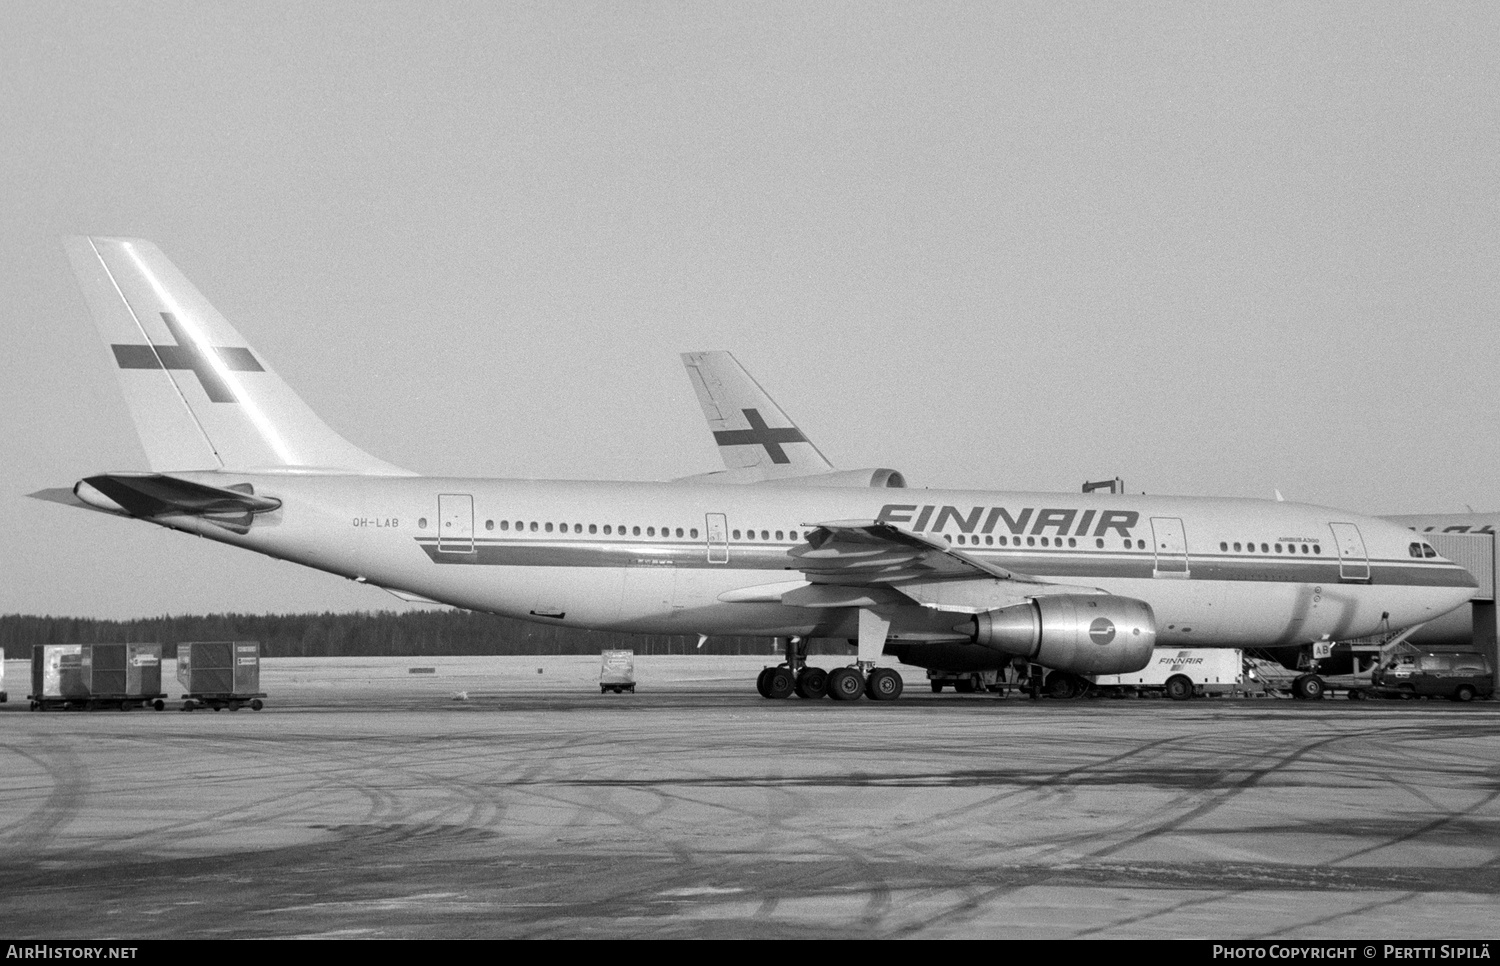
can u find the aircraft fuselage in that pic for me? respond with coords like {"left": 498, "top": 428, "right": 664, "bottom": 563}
{"left": 140, "top": 473, "right": 1475, "bottom": 650}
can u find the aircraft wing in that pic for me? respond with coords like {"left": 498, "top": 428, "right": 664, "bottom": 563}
{"left": 780, "top": 521, "right": 1106, "bottom": 613}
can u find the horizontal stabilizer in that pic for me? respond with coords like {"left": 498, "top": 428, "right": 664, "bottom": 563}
{"left": 27, "top": 487, "right": 120, "bottom": 516}
{"left": 76, "top": 473, "right": 281, "bottom": 534}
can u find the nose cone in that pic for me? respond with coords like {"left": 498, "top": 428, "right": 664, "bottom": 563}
{"left": 1428, "top": 565, "right": 1479, "bottom": 620}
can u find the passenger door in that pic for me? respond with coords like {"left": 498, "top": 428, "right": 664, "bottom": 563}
{"left": 1328, "top": 522, "right": 1370, "bottom": 582}
{"left": 1150, "top": 517, "right": 1190, "bottom": 578}
{"left": 705, "top": 512, "right": 729, "bottom": 563}
{"left": 438, "top": 493, "right": 475, "bottom": 554}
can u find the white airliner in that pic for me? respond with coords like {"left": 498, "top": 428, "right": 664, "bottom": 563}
{"left": 679, "top": 353, "right": 1500, "bottom": 681}
{"left": 34, "top": 238, "right": 1476, "bottom": 703}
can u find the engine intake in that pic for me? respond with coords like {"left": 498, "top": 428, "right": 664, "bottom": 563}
{"left": 966, "top": 595, "right": 1156, "bottom": 674}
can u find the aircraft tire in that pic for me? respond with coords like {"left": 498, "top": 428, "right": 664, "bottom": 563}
{"left": 766, "top": 667, "right": 796, "bottom": 700}
{"left": 866, "top": 668, "right": 903, "bottom": 701}
{"left": 827, "top": 667, "right": 865, "bottom": 702}
{"left": 1045, "top": 672, "right": 1086, "bottom": 700}
{"left": 756, "top": 667, "right": 775, "bottom": 698}
{"left": 795, "top": 667, "right": 828, "bottom": 700}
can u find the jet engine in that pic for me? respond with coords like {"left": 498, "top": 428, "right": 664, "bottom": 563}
{"left": 964, "top": 595, "right": 1156, "bottom": 675}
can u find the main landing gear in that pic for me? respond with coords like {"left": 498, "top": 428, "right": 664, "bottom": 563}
{"left": 754, "top": 614, "right": 907, "bottom": 703}
{"left": 756, "top": 662, "right": 905, "bottom": 702}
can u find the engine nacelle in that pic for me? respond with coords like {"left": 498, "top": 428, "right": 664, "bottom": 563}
{"left": 966, "top": 595, "right": 1157, "bottom": 675}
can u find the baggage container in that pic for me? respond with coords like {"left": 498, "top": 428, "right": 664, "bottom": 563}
{"left": 177, "top": 641, "right": 266, "bottom": 711}
{"left": 28, "top": 643, "right": 166, "bottom": 711}
{"left": 599, "top": 649, "right": 636, "bottom": 693}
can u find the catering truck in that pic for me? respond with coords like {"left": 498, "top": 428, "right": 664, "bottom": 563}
{"left": 1088, "top": 648, "right": 1250, "bottom": 700}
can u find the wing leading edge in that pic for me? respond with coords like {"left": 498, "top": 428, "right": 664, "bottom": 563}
{"left": 733, "top": 520, "right": 1107, "bottom": 615}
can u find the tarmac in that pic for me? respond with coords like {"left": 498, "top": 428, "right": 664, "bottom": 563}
{"left": 1, "top": 655, "right": 1497, "bottom": 940}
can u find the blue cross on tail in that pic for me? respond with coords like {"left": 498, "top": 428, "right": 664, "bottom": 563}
{"left": 712, "top": 408, "right": 808, "bottom": 465}
{"left": 112, "top": 312, "right": 265, "bottom": 403}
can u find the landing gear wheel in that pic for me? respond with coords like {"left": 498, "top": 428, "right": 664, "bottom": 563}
{"left": 954, "top": 678, "right": 976, "bottom": 694}
{"left": 1164, "top": 675, "right": 1194, "bottom": 702}
{"left": 866, "top": 668, "right": 904, "bottom": 701}
{"left": 1045, "top": 672, "right": 1085, "bottom": 700}
{"left": 756, "top": 667, "right": 775, "bottom": 698}
{"left": 766, "top": 667, "right": 796, "bottom": 700}
{"left": 1292, "top": 674, "right": 1326, "bottom": 701}
{"left": 1454, "top": 684, "right": 1476, "bottom": 703}
{"left": 795, "top": 667, "right": 828, "bottom": 700}
{"left": 827, "top": 667, "right": 865, "bottom": 702}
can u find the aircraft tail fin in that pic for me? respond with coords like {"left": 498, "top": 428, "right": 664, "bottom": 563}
{"left": 63, "top": 237, "right": 410, "bottom": 474}
{"left": 680, "top": 351, "right": 834, "bottom": 478}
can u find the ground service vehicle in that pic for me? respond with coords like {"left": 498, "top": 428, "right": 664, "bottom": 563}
{"left": 1371, "top": 651, "right": 1494, "bottom": 702}
{"left": 1088, "top": 648, "right": 1249, "bottom": 700}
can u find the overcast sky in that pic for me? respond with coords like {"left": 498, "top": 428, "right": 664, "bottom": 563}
{"left": 2, "top": 2, "right": 1496, "bottom": 619}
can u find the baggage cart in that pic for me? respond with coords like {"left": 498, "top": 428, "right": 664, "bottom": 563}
{"left": 28, "top": 643, "right": 167, "bottom": 711}
{"left": 178, "top": 641, "right": 266, "bottom": 711}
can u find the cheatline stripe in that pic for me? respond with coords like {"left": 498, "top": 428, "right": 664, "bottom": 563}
{"left": 410, "top": 538, "right": 1474, "bottom": 587}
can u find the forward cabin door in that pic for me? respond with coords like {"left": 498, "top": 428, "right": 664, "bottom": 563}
{"left": 705, "top": 513, "right": 729, "bottom": 563}
{"left": 1329, "top": 522, "right": 1370, "bottom": 582}
{"left": 1150, "top": 517, "right": 1190, "bottom": 578}
{"left": 438, "top": 493, "right": 475, "bottom": 554}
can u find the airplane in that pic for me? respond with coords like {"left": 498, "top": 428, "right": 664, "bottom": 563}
{"left": 32, "top": 237, "right": 1477, "bottom": 704}
{"left": 674, "top": 350, "right": 1488, "bottom": 690}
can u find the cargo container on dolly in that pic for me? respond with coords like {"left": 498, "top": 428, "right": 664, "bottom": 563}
{"left": 28, "top": 643, "right": 167, "bottom": 711}
{"left": 599, "top": 649, "right": 636, "bottom": 693}
{"left": 178, "top": 641, "right": 266, "bottom": 711}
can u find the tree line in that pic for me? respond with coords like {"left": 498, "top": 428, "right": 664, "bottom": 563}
{"left": 0, "top": 611, "right": 851, "bottom": 659}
